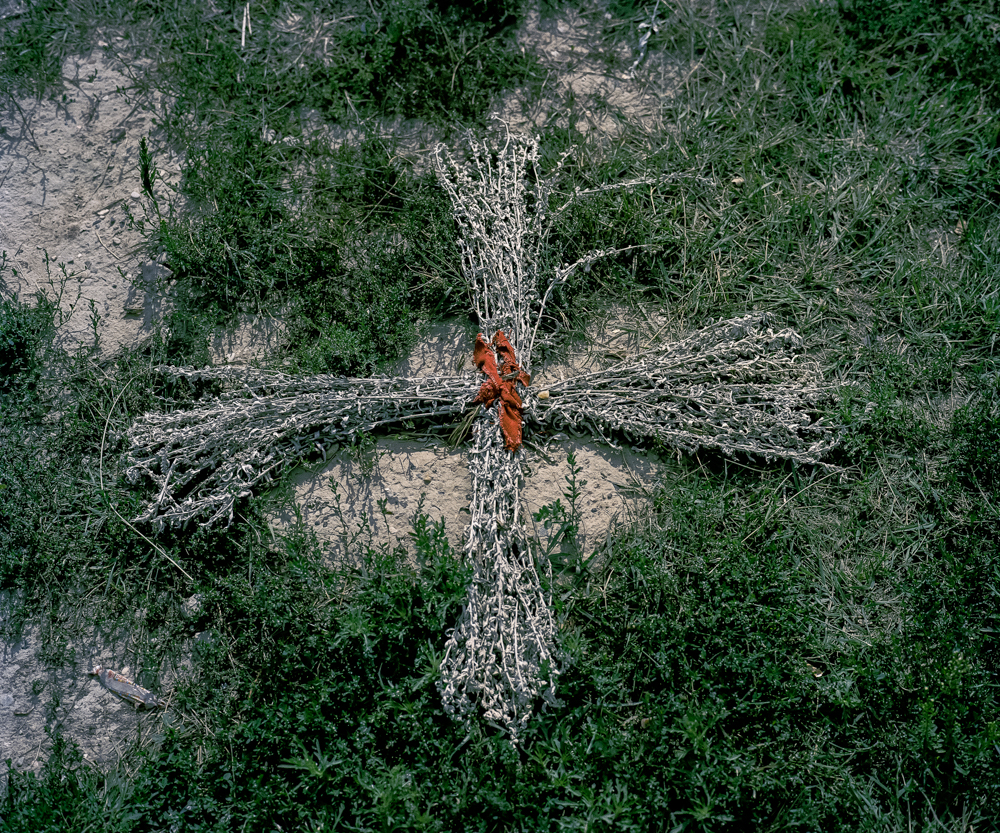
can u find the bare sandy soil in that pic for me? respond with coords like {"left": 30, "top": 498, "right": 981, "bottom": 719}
{"left": 1, "top": 1, "right": 678, "bottom": 789}
{"left": 0, "top": 47, "right": 175, "bottom": 353}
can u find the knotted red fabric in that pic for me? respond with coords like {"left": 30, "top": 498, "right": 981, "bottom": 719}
{"left": 471, "top": 330, "right": 531, "bottom": 452}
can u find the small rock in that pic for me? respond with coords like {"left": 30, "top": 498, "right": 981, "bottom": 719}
{"left": 58, "top": 147, "right": 67, "bottom": 156}
{"left": 130, "top": 190, "right": 141, "bottom": 200}
{"left": 423, "top": 476, "right": 432, "bottom": 484}
{"left": 97, "top": 208, "right": 109, "bottom": 216}
{"left": 181, "top": 594, "right": 204, "bottom": 620}
{"left": 112, "top": 237, "right": 121, "bottom": 246}
{"left": 0, "top": 692, "right": 14, "bottom": 708}
{"left": 142, "top": 261, "right": 170, "bottom": 283}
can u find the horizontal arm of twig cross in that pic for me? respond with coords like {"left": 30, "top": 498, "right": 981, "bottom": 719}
{"left": 124, "top": 366, "right": 479, "bottom": 529}
{"left": 532, "top": 313, "right": 841, "bottom": 465}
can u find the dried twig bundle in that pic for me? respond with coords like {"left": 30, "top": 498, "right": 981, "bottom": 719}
{"left": 124, "top": 366, "right": 477, "bottom": 529}
{"left": 438, "top": 406, "right": 559, "bottom": 737}
{"left": 434, "top": 130, "right": 543, "bottom": 361}
{"left": 120, "top": 128, "right": 839, "bottom": 741}
{"left": 536, "top": 313, "right": 838, "bottom": 464}
{"left": 434, "top": 127, "right": 634, "bottom": 370}
{"left": 433, "top": 128, "right": 569, "bottom": 740}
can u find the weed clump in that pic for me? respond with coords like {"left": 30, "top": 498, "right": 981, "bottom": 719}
{"left": 951, "top": 401, "right": 1000, "bottom": 495}
{"left": 149, "top": 130, "right": 463, "bottom": 371}
{"left": 0, "top": 287, "right": 54, "bottom": 396}
{"left": 154, "top": 0, "right": 529, "bottom": 130}
{"left": 840, "top": 0, "right": 1000, "bottom": 105}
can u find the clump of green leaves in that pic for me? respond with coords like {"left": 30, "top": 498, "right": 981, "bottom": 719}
{"left": 533, "top": 449, "right": 586, "bottom": 570}
{"left": 840, "top": 0, "right": 1000, "bottom": 105}
{"left": 0, "top": 284, "right": 54, "bottom": 395}
{"left": 0, "top": 0, "right": 89, "bottom": 96}
{"left": 951, "top": 399, "right": 1000, "bottom": 495}
{"left": 153, "top": 130, "right": 461, "bottom": 372}
{"left": 2, "top": 728, "right": 117, "bottom": 831}
{"left": 152, "top": 0, "right": 530, "bottom": 132}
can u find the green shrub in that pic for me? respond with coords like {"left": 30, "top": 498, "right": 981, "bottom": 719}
{"left": 841, "top": 0, "right": 1000, "bottom": 104}
{"left": 2, "top": 729, "right": 123, "bottom": 832}
{"left": 153, "top": 128, "right": 464, "bottom": 370}
{"left": 0, "top": 0, "right": 84, "bottom": 96}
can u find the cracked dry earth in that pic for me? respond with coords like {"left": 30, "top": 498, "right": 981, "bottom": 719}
{"left": 1, "top": 4, "right": 679, "bottom": 791}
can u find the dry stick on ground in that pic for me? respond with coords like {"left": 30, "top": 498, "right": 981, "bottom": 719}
{"left": 123, "top": 128, "right": 839, "bottom": 739}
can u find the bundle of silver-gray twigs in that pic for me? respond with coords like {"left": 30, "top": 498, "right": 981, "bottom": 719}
{"left": 122, "top": 129, "right": 838, "bottom": 741}
{"left": 124, "top": 313, "right": 835, "bottom": 531}
{"left": 536, "top": 312, "right": 837, "bottom": 463}
{"left": 124, "top": 369, "right": 478, "bottom": 529}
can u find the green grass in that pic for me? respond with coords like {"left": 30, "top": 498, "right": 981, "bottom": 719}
{"left": 149, "top": 131, "right": 465, "bottom": 372}
{"left": 3, "top": 0, "right": 1000, "bottom": 829}
{"left": 5, "top": 481, "right": 998, "bottom": 830}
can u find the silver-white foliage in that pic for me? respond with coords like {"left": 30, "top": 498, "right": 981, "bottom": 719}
{"left": 434, "top": 128, "right": 562, "bottom": 740}
{"left": 437, "top": 407, "right": 559, "bottom": 738}
{"left": 434, "top": 127, "right": 625, "bottom": 370}
{"left": 538, "top": 313, "right": 838, "bottom": 464}
{"left": 124, "top": 368, "right": 477, "bottom": 529}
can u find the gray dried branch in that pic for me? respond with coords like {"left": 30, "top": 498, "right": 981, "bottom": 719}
{"left": 438, "top": 407, "right": 559, "bottom": 737}
{"left": 535, "top": 313, "right": 839, "bottom": 464}
{"left": 121, "top": 129, "right": 840, "bottom": 741}
{"left": 434, "top": 127, "right": 562, "bottom": 740}
{"left": 124, "top": 366, "right": 477, "bottom": 530}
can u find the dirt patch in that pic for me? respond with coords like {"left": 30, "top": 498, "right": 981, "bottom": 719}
{"left": 271, "top": 437, "right": 658, "bottom": 566}
{"left": 500, "top": 3, "right": 691, "bottom": 136}
{"left": 270, "top": 315, "right": 665, "bottom": 564}
{"left": 0, "top": 50, "right": 174, "bottom": 353}
{"left": 0, "top": 593, "right": 185, "bottom": 797}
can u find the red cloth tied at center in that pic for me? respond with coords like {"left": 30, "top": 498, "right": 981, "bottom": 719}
{"left": 471, "top": 330, "right": 531, "bottom": 451}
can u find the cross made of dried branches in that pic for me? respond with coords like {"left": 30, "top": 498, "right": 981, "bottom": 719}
{"left": 123, "top": 128, "right": 839, "bottom": 739}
